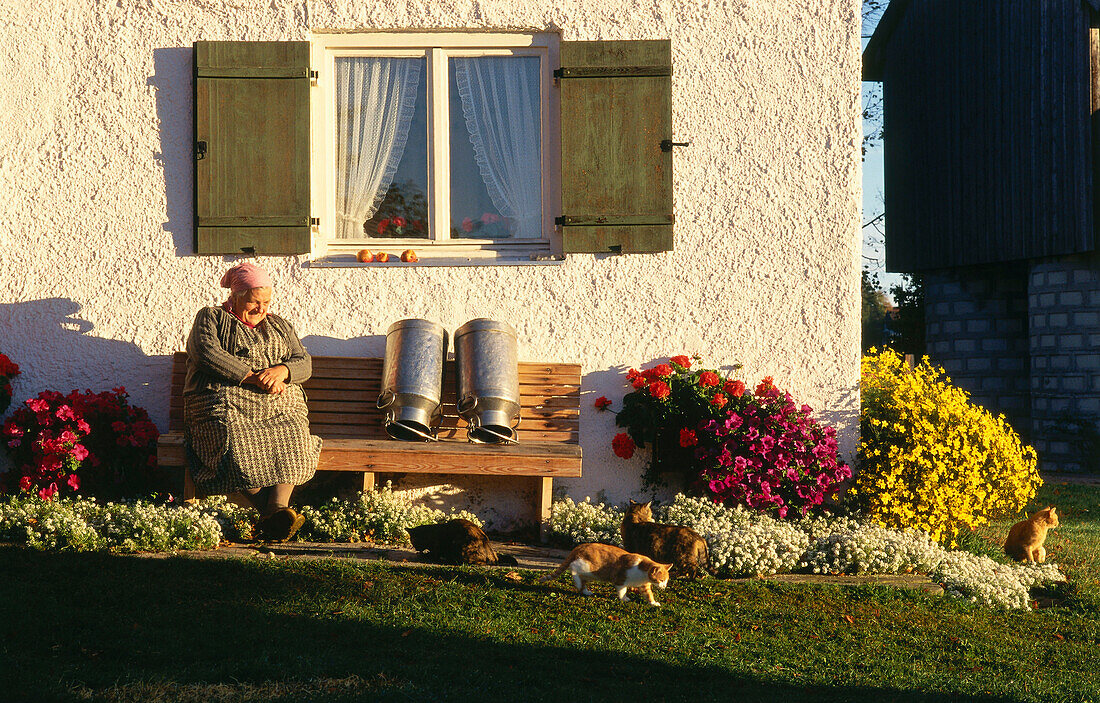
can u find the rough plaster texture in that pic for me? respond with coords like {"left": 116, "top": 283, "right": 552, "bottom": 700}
{"left": 0, "top": 0, "right": 861, "bottom": 527}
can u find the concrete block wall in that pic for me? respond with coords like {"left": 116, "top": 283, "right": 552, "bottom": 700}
{"left": 923, "top": 262, "right": 1032, "bottom": 437}
{"left": 1028, "top": 254, "right": 1100, "bottom": 473}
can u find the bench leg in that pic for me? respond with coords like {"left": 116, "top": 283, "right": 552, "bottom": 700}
{"left": 536, "top": 476, "right": 553, "bottom": 543}
{"left": 361, "top": 471, "right": 376, "bottom": 494}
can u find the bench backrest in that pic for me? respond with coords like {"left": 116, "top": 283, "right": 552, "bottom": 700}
{"left": 167, "top": 352, "right": 580, "bottom": 444}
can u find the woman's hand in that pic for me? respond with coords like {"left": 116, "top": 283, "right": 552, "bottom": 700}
{"left": 243, "top": 365, "right": 290, "bottom": 394}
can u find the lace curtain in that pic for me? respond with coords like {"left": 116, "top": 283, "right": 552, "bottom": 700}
{"left": 335, "top": 57, "right": 422, "bottom": 239}
{"left": 453, "top": 57, "right": 542, "bottom": 239}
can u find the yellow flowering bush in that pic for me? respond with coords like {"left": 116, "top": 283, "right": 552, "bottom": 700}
{"left": 856, "top": 349, "right": 1040, "bottom": 546}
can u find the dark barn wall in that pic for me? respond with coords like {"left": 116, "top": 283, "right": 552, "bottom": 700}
{"left": 881, "top": 0, "right": 1095, "bottom": 272}
{"left": 1029, "top": 253, "right": 1100, "bottom": 472}
{"left": 923, "top": 263, "right": 1031, "bottom": 438}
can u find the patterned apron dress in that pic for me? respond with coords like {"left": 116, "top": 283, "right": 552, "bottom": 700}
{"left": 184, "top": 322, "right": 322, "bottom": 494}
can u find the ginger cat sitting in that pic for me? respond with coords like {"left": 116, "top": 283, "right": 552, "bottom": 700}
{"left": 1004, "top": 506, "right": 1059, "bottom": 563}
{"left": 539, "top": 543, "right": 672, "bottom": 606}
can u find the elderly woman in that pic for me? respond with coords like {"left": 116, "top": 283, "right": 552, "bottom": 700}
{"left": 184, "top": 263, "right": 321, "bottom": 541}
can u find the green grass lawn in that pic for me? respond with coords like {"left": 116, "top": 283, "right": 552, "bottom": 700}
{"left": 2, "top": 481, "right": 1099, "bottom": 703}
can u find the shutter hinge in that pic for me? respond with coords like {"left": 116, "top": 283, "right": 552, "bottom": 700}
{"left": 661, "top": 139, "right": 690, "bottom": 152}
{"left": 195, "top": 141, "right": 207, "bottom": 160}
{"left": 310, "top": 70, "right": 318, "bottom": 85}
{"left": 310, "top": 217, "right": 320, "bottom": 228}
{"left": 554, "top": 65, "right": 673, "bottom": 79}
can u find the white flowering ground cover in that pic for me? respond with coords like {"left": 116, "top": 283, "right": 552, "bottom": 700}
{"left": 0, "top": 484, "right": 478, "bottom": 555}
{"left": 0, "top": 488, "right": 1067, "bottom": 610}
{"left": 548, "top": 495, "right": 1066, "bottom": 610}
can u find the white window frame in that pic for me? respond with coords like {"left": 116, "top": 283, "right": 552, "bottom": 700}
{"left": 310, "top": 31, "right": 561, "bottom": 264}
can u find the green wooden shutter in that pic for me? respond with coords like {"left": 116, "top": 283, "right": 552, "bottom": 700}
{"left": 194, "top": 41, "right": 310, "bottom": 255}
{"left": 558, "top": 40, "right": 674, "bottom": 254}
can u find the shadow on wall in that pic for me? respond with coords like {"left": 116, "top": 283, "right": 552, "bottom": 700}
{"left": 0, "top": 299, "right": 172, "bottom": 430}
{"left": 299, "top": 335, "right": 387, "bottom": 358}
{"left": 150, "top": 46, "right": 193, "bottom": 256}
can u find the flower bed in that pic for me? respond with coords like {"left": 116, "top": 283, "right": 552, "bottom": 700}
{"left": 0, "top": 484, "right": 478, "bottom": 554}
{"left": 602, "top": 357, "right": 850, "bottom": 518}
{"left": 1, "top": 388, "right": 159, "bottom": 501}
{"left": 548, "top": 494, "right": 1066, "bottom": 610}
{"left": 857, "top": 349, "right": 1040, "bottom": 545}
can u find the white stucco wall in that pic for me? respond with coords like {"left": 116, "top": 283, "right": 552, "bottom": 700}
{"left": 0, "top": 0, "right": 861, "bottom": 528}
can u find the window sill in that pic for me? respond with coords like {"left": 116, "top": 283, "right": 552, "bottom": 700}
{"left": 307, "top": 251, "right": 565, "bottom": 268}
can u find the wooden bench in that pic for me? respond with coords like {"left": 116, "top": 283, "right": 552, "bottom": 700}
{"left": 156, "top": 352, "right": 582, "bottom": 539}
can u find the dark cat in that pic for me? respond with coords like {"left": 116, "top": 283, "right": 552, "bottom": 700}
{"left": 406, "top": 518, "right": 518, "bottom": 566}
{"left": 621, "top": 500, "right": 711, "bottom": 578}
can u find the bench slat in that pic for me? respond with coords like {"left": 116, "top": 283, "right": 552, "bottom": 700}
{"left": 158, "top": 433, "right": 582, "bottom": 477}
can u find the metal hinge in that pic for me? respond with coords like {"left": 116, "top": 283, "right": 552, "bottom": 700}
{"left": 554, "top": 65, "right": 673, "bottom": 79}
{"left": 661, "top": 139, "right": 690, "bottom": 152}
{"left": 310, "top": 217, "right": 320, "bottom": 228}
{"left": 310, "top": 70, "right": 318, "bottom": 85}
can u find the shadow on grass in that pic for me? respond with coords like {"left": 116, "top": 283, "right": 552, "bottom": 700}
{"left": 0, "top": 547, "right": 1016, "bottom": 703}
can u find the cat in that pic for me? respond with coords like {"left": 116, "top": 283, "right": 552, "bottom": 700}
{"left": 538, "top": 542, "right": 672, "bottom": 606}
{"left": 1004, "top": 506, "right": 1059, "bottom": 563}
{"left": 621, "top": 500, "right": 711, "bottom": 578}
{"left": 406, "top": 519, "right": 518, "bottom": 566}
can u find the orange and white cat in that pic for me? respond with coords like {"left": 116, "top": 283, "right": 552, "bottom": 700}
{"left": 1004, "top": 506, "right": 1059, "bottom": 563}
{"left": 539, "top": 542, "right": 672, "bottom": 606}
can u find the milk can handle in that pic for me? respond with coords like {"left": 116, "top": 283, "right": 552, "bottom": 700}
{"left": 376, "top": 389, "right": 395, "bottom": 410}
{"left": 383, "top": 409, "right": 440, "bottom": 442}
{"left": 458, "top": 395, "right": 478, "bottom": 414}
{"left": 476, "top": 426, "right": 520, "bottom": 445}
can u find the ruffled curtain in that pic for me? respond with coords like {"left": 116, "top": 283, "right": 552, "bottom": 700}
{"left": 335, "top": 57, "right": 422, "bottom": 239}
{"left": 453, "top": 57, "right": 542, "bottom": 239}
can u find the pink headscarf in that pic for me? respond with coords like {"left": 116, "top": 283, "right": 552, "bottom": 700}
{"left": 220, "top": 263, "right": 273, "bottom": 296}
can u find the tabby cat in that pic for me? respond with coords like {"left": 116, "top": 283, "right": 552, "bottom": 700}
{"left": 406, "top": 519, "right": 518, "bottom": 566}
{"left": 539, "top": 542, "right": 671, "bottom": 606}
{"left": 622, "top": 500, "right": 711, "bottom": 578}
{"left": 1004, "top": 506, "right": 1059, "bottom": 563}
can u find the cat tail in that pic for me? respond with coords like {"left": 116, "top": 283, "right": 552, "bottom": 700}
{"left": 538, "top": 555, "right": 576, "bottom": 583}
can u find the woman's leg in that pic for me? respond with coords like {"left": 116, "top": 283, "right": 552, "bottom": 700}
{"left": 266, "top": 483, "right": 295, "bottom": 514}
{"left": 228, "top": 487, "right": 266, "bottom": 513}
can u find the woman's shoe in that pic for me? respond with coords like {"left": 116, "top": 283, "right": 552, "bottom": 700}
{"left": 258, "top": 507, "right": 305, "bottom": 542}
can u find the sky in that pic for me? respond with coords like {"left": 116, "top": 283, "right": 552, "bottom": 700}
{"left": 861, "top": 35, "right": 905, "bottom": 299}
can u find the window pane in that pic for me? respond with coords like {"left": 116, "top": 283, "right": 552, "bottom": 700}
{"left": 449, "top": 56, "right": 542, "bottom": 239}
{"left": 335, "top": 56, "right": 429, "bottom": 240}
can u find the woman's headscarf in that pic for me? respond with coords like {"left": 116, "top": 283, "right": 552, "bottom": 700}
{"left": 220, "top": 263, "right": 273, "bottom": 297}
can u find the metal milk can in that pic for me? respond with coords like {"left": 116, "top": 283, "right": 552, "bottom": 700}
{"left": 377, "top": 319, "right": 447, "bottom": 441}
{"left": 453, "top": 318, "right": 521, "bottom": 443}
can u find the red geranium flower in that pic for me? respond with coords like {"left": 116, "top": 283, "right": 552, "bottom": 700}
{"left": 631, "top": 376, "right": 647, "bottom": 390}
{"left": 648, "top": 381, "right": 671, "bottom": 400}
{"left": 594, "top": 396, "right": 612, "bottom": 411}
{"left": 756, "top": 376, "right": 776, "bottom": 396}
{"left": 612, "top": 432, "right": 635, "bottom": 459}
{"left": 724, "top": 379, "right": 746, "bottom": 397}
{"left": 392, "top": 216, "right": 407, "bottom": 228}
{"left": 377, "top": 218, "right": 391, "bottom": 235}
{"left": 710, "top": 393, "right": 728, "bottom": 408}
{"left": 679, "top": 428, "right": 698, "bottom": 447}
{"left": 670, "top": 355, "right": 692, "bottom": 369}
{"left": 650, "top": 363, "right": 673, "bottom": 378}
{"left": 698, "top": 371, "right": 720, "bottom": 387}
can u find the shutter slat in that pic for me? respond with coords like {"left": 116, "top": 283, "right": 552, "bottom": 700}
{"left": 559, "top": 40, "right": 674, "bottom": 254}
{"left": 194, "top": 40, "right": 311, "bottom": 255}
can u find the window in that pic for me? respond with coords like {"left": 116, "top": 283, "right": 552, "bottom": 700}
{"left": 192, "top": 37, "right": 673, "bottom": 260}
{"left": 311, "top": 33, "right": 559, "bottom": 261}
